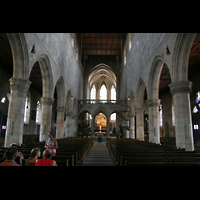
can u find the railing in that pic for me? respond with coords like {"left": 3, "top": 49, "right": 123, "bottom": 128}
{"left": 78, "top": 99, "right": 126, "bottom": 106}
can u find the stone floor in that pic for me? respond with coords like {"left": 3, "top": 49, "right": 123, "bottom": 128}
{"left": 83, "top": 140, "right": 114, "bottom": 166}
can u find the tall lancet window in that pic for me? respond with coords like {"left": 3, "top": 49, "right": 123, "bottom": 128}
{"left": 24, "top": 97, "right": 30, "bottom": 123}
{"left": 159, "top": 104, "right": 163, "bottom": 127}
{"left": 91, "top": 85, "right": 96, "bottom": 103}
{"left": 100, "top": 84, "right": 107, "bottom": 103}
{"left": 111, "top": 85, "right": 116, "bottom": 103}
{"left": 36, "top": 101, "right": 41, "bottom": 124}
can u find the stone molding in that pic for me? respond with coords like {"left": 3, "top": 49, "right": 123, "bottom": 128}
{"left": 9, "top": 78, "right": 31, "bottom": 93}
{"left": 146, "top": 99, "right": 161, "bottom": 108}
{"left": 169, "top": 81, "right": 192, "bottom": 95}
{"left": 40, "top": 97, "right": 54, "bottom": 106}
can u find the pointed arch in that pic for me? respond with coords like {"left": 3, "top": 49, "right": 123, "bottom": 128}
{"left": 6, "top": 33, "right": 29, "bottom": 80}
{"left": 129, "top": 90, "right": 135, "bottom": 113}
{"left": 148, "top": 55, "right": 170, "bottom": 99}
{"left": 93, "top": 107, "right": 109, "bottom": 119}
{"left": 55, "top": 77, "right": 65, "bottom": 107}
{"left": 29, "top": 54, "right": 54, "bottom": 98}
{"left": 88, "top": 63, "right": 116, "bottom": 89}
{"left": 135, "top": 78, "right": 147, "bottom": 108}
{"left": 172, "top": 33, "right": 196, "bottom": 82}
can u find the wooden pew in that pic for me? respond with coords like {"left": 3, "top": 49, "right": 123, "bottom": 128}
{"left": 0, "top": 138, "right": 94, "bottom": 166}
{"left": 106, "top": 138, "right": 200, "bottom": 166}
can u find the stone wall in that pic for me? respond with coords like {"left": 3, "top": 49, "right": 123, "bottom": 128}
{"left": 4, "top": 33, "right": 83, "bottom": 146}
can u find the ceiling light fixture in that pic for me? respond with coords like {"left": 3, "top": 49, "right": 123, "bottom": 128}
{"left": 31, "top": 44, "right": 36, "bottom": 54}
{"left": 166, "top": 45, "right": 171, "bottom": 55}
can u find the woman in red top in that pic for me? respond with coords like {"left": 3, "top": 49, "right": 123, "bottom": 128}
{"left": 35, "top": 149, "right": 57, "bottom": 166}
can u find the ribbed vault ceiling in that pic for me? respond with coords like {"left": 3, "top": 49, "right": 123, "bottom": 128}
{"left": 88, "top": 63, "right": 116, "bottom": 88}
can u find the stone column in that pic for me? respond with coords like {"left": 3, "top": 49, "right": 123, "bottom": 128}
{"left": 64, "top": 112, "right": 72, "bottom": 137}
{"left": 96, "top": 84, "right": 100, "bottom": 100}
{"left": 4, "top": 78, "right": 31, "bottom": 147}
{"left": 116, "top": 114, "right": 120, "bottom": 134}
{"left": 39, "top": 97, "right": 54, "bottom": 142}
{"left": 106, "top": 115, "right": 110, "bottom": 138}
{"left": 56, "top": 106, "right": 65, "bottom": 139}
{"left": 146, "top": 99, "right": 161, "bottom": 144}
{"left": 107, "top": 84, "right": 111, "bottom": 100}
{"left": 129, "top": 113, "right": 135, "bottom": 139}
{"left": 169, "top": 81, "right": 194, "bottom": 151}
{"left": 71, "top": 114, "right": 77, "bottom": 137}
{"left": 91, "top": 115, "right": 95, "bottom": 138}
{"left": 135, "top": 108, "right": 144, "bottom": 141}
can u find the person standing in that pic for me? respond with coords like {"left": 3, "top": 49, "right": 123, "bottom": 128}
{"left": 44, "top": 132, "right": 58, "bottom": 156}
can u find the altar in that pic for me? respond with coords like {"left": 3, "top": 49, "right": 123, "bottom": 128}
{"left": 97, "top": 132, "right": 103, "bottom": 142}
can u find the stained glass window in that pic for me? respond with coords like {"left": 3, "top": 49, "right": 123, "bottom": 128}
{"left": 159, "top": 104, "right": 163, "bottom": 127}
{"left": 195, "top": 91, "right": 200, "bottom": 103}
{"left": 193, "top": 106, "right": 198, "bottom": 113}
{"left": 1, "top": 97, "right": 6, "bottom": 103}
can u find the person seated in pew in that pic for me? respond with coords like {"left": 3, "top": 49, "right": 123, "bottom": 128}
{"left": 26, "top": 148, "right": 41, "bottom": 166}
{"left": 45, "top": 132, "right": 58, "bottom": 157}
{"left": 10, "top": 143, "right": 26, "bottom": 166}
{"left": 0, "top": 147, "right": 21, "bottom": 166}
{"left": 35, "top": 149, "right": 57, "bottom": 166}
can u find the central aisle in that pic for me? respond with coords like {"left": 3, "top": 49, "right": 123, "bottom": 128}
{"left": 83, "top": 141, "right": 114, "bottom": 166}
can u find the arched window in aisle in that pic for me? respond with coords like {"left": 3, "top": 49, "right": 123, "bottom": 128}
{"left": 24, "top": 94, "right": 31, "bottom": 124}
{"left": 36, "top": 101, "right": 41, "bottom": 124}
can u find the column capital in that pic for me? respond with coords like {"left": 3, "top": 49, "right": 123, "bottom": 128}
{"left": 40, "top": 97, "right": 54, "bottom": 106}
{"left": 169, "top": 81, "right": 192, "bottom": 95}
{"left": 146, "top": 99, "right": 161, "bottom": 108}
{"left": 9, "top": 78, "right": 31, "bottom": 93}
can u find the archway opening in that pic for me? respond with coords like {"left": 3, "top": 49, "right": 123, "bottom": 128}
{"left": 0, "top": 33, "right": 13, "bottom": 140}
{"left": 78, "top": 110, "right": 92, "bottom": 138}
{"left": 95, "top": 112, "right": 107, "bottom": 136}
{"left": 188, "top": 33, "right": 200, "bottom": 144}
{"left": 22, "top": 61, "right": 43, "bottom": 143}
{"left": 158, "top": 63, "right": 172, "bottom": 139}
{"left": 51, "top": 87, "right": 57, "bottom": 137}
{"left": 110, "top": 112, "right": 121, "bottom": 138}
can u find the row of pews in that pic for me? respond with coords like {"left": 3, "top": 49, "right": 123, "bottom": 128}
{"left": 0, "top": 137, "right": 94, "bottom": 166}
{"left": 106, "top": 138, "right": 200, "bottom": 166}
